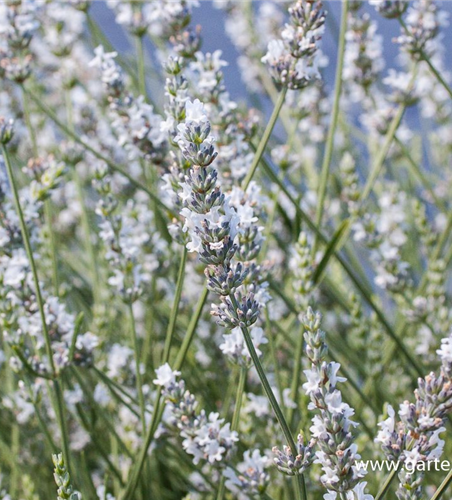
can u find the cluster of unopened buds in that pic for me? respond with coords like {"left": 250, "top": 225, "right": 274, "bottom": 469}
{"left": 272, "top": 433, "right": 316, "bottom": 475}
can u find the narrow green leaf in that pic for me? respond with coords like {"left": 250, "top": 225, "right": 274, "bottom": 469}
{"left": 313, "top": 219, "right": 351, "bottom": 285}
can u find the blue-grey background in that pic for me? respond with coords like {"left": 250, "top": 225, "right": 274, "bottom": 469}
{"left": 89, "top": 1, "right": 452, "bottom": 103}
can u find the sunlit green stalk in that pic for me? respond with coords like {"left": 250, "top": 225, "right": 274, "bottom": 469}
{"left": 230, "top": 294, "right": 307, "bottom": 500}
{"left": 163, "top": 246, "right": 188, "bottom": 361}
{"left": 216, "top": 365, "right": 247, "bottom": 500}
{"left": 429, "top": 468, "right": 452, "bottom": 500}
{"left": 22, "top": 86, "right": 60, "bottom": 297}
{"left": 394, "top": 136, "right": 445, "bottom": 211}
{"left": 287, "top": 324, "right": 304, "bottom": 429}
{"left": 24, "top": 375, "right": 56, "bottom": 450}
{"left": 1, "top": 144, "right": 71, "bottom": 470}
{"left": 128, "top": 303, "right": 146, "bottom": 433}
{"left": 44, "top": 200, "right": 59, "bottom": 296}
{"left": 375, "top": 439, "right": 416, "bottom": 500}
{"left": 265, "top": 309, "right": 286, "bottom": 413}
{"left": 65, "top": 88, "right": 100, "bottom": 304}
{"left": 313, "top": 0, "right": 349, "bottom": 252}
{"left": 136, "top": 35, "right": 147, "bottom": 98}
{"left": 242, "top": 87, "right": 288, "bottom": 191}
{"left": 121, "top": 245, "right": 187, "bottom": 500}
{"left": 174, "top": 286, "right": 208, "bottom": 370}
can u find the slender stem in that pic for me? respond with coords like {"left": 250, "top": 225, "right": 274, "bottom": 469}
{"left": 313, "top": 0, "right": 349, "bottom": 252}
{"left": 120, "top": 391, "right": 163, "bottom": 500}
{"left": 24, "top": 376, "right": 56, "bottom": 449}
{"left": 65, "top": 88, "right": 100, "bottom": 304}
{"left": 72, "top": 165, "right": 100, "bottom": 302}
{"left": 374, "top": 466, "right": 400, "bottom": 500}
{"left": 174, "top": 286, "right": 208, "bottom": 370}
{"left": 359, "top": 101, "right": 408, "bottom": 203}
{"left": 128, "top": 303, "right": 146, "bottom": 433}
{"left": 76, "top": 405, "right": 125, "bottom": 485}
{"left": 44, "top": 200, "right": 59, "bottom": 296}
{"left": 136, "top": 35, "right": 146, "bottom": 98}
{"left": 121, "top": 245, "right": 187, "bottom": 500}
{"left": 53, "top": 378, "right": 72, "bottom": 471}
{"left": 230, "top": 294, "right": 307, "bottom": 500}
{"left": 24, "top": 87, "right": 175, "bottom": 217}
{"left": 287, "top": 324, "right": 304, "bottom": 428}
{"left": 1, "top": 144, "right": 71, "bottom": 471}
{"left": 242, "top": 87, "right": 288, "bottom": 191}
{"left": 72, "top": 368, "right": 132, "bottom": 458}
{"left": 231, "top": 365, "right": 247, "bottom": 431}
{"left": 2, "top": 145, "right": 56, "bottom": 375}
{"left": 429, "top": 468, "right": 452, "bottom": 500}
{"left": 21, "top": 86, "right": 38, "bottom": 157}
{"left": 22, "top": 86, "right": 60, "bottom": 295}
{"left": 163, "top": 246, "right": 187, "bottom": 361}
{"left": 265, "top": 309, "right": 286, "bottom": 412}
{"left": 10, "top": 424, "right": 19, "bottom": 497}
{"left": 422, "top": 56, "right": 452, "bottom": 99}
{"left": 295, "top": 476, "right": 306, "bottom": 500}
{"left": 394, "top": 136, "right": 445, "bottom": 211}
{"left": 216, "top": 365, "right": 247, "bottom": 500}
{"left": 375, "top": 438, "right": 416, "bottom": 500}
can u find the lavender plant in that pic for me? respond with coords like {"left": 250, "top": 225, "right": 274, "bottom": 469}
{"left": 0, "top": 0, "right": 452, "bottom": 499}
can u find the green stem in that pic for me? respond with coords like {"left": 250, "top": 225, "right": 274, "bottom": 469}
{"left": 65, "top": 88, "right": 100, "bottom": 304}
{"left": 24, "top": 87, "right": 175, "bottom": 217}
{"left": 120, "top": 391, "right": 163, "bottom": 500}
{"left": 231, "top": 365, "right": 247, "bottom": 431}
{"left": 265, "top": 309, "right": 286, "bottom": 412}
{"left": 136, "top": 35, "right": 146, "bottom": 98}
{"left": 21, "top": 86, "right": 38, "bottom": 157}
{"left": 1, "top": 144, "right": 71, "bottom": 470}
{"left": 359, "top": 100, "right": 409, "bottom": 203}
{"left": 128, "top": 303, "right": 146, "bottom": 433}
{"left": 374, "top": 466, "right": 400, "bottom": 500}
{"left": 230, "top": 294, "right": 307, "bottom": 500}
{"left": 44, "top": 200, "right": 59, "bottom": 296}
{"left": 313, "top": 0, "right": 349, "bottom": 252}
{"left": 422, "top": 56, "right": 452, "bottom": 99}
{"left": 216, "top": 365, "right": 247, "bottom": 500}
{"left": 72, "top": 368, "right": 132, "bottom": 458}
{"left": 24, "top": 376, "right": 56, "bottom": 449}
{"left": 429, "top": 468, "right": 452, "bottom": 500}
{"left": 287, "top": 324, "right": 305, "bottom": 429}
{"left": 163, "top": 246, "right": 187, "bottom": 361}
{"left": 9, "top": 424, "right": 19, "bottom": 497}
{"left": 53, "top": 379, "right": 72, "bottom": 471}
{"left": 242, "top": 87, "right": 288, "bottom": 191}
{"left": 394, "top": 136, "right": 445, "bottom": 211}
{"left": 121, "top": 245, "right": 187, "bottom": 500}
{"left": 23, "top": 85, "right": 60, "bottom": 296}
{"left": 2, "top": 145, "right": 56, "bottom": 373}
{"left": 375, "top": 438, "right": 416, "bottom": 500}
{"left": 174, "top": 286, "right": 208, "bottom": 370}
